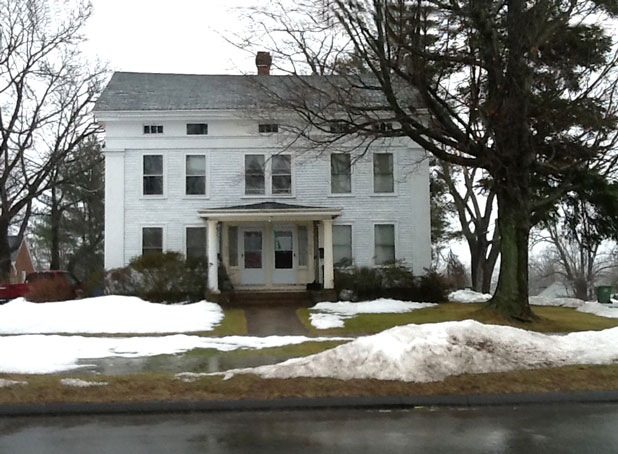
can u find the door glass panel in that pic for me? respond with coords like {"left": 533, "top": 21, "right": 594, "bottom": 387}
{"left": 244, "top": 231, "right": 262, "bottom": 269}
{"left": 274, "top": 231, "right": 293, "bottom": 269}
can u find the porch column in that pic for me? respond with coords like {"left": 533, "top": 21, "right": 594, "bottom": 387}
{"left": 207, "top": 219, "right": 219, "bottom": 293}
{"left": 322, "top": 218, "right": 334, "bottom": 290}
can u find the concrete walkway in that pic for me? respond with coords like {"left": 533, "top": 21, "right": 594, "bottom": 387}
{"left": 241, "top": 304, "right": 309, "bottom": 336}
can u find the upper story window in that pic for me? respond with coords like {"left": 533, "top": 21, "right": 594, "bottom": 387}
{"left": 375, "top": 224, "right": 395, "bottom": 265}
{"left": 272, "top": 155, "right": 291, "bottom": 195}
{"left": 331, "top": 153, "right": 351, "bottom": 194}
{"left": 187, "top": 123, "right": 208, "bottom": 135}
{"left": 373, "top": 153, "right": 394, "bottom": 193}
{"left": 142, "top": 227, "right": 163, "bottom": 256}
{"left": 329, "top": 121, "right": 351, "bottom": 134}
{"left": 144, "top": 125, "right": 163, "bottom": 134}
{"left": 185, "top": 155, "right": 206, "bottom": 195}
{"left": 143, "top": 155, "right": 163, "bottom": 195}
{"left": 373, "top": 122, "right": 393, "bottom": 132}
{"left": 245, "top": 154, "right": 265, "bottom": 195}
{"left": 259, "top": 123, "right": 278, "bottom": 133}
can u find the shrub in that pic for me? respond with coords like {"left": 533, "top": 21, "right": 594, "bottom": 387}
{"left": 105, "top": 252, "right": 208, "bottom": 303}
{"left": 26, "top": 277, "right": 75, "bottom": 302}
{"left": 334, "top": 263, "right": 449, "bottom": 303}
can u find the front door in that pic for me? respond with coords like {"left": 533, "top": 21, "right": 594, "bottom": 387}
{"left": 272, "top": 228, "right": 295, "bottom": 285}
{"left": 241, "top": 228, "right": 265, "bottom": 285}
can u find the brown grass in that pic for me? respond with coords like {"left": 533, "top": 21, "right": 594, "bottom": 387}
{"left": 1, "top": 364, "right": 618, "bottom": 405}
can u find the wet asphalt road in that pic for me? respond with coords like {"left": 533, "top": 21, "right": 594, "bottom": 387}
{"left": 1, "top": 403, "right": 617, "bottom": 453}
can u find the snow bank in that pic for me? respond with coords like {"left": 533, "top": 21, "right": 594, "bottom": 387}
{"left": 222, "top": 320, "right": 618, "bottom": 383}
{"left": 577, "top": 302, "right": 618, "bottom": 318}
{"left": 529, "top": 296, "right": 584, "bottom": 308}
{"left": 309, "top": 299, "right": 436, "bottom": 329}
{"left": 0, "top": 296, "right": 224, "bottom": 334}
{"left": 0, "top": 378, "right": 27, "bottom": 387}
{"left": 0, "top": 334, "right": 350, "bottom": 374}
{"left": 448, "top": 289, "right": 492, "bottom": 303}
{"left": 60, "top": 378, "right": 107, "bottom": 387}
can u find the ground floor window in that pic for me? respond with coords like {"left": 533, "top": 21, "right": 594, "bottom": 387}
{"left": 374, "top": 224, "right": 395, "bottom": 265}
{"left": 333, "top": 225, "right": 352, "bottom": 267}
{"left": 186, "top": 227, "right": 207, "bottom": 260}
{"left": 142, "top": 227, "right": 163, "bottom": 256}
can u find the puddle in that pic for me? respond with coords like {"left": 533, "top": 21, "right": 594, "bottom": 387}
{"left": 61, "top": 353, "right": 296, "bottom": 376}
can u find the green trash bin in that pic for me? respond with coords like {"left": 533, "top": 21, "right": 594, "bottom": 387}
{"left": 596, "top": 286, "right": 613, "bottom": 304}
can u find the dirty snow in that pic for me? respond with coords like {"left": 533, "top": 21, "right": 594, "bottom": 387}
{"left": 577, "top": 302, "right": 618, "bottom": 318}
{"left": 448, "top": 289, "right": 492, "bottom": 303}
{"left": 0, "top": 334, "right": 350, "bottom": 374}
{"left": 529, "top": 296, "right": 584, "bottom": 308}
{"left": 220, "top": 320, "right": 618, "bottom": 383}
{"left": 60, "top": 378, "right": 108, "bottom": 387}
{"left": 0, "top": 378, "right": 27, "bottom": 387}
{"left": 0, "top": 296, "right": 224, "bottom": 334}
{"left": 309, "top": 299, "right": 436, "bottom": 329}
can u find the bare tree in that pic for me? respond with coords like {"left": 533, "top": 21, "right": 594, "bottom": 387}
{"left": 233, "top": 0, "right": 618, "bottom": 320}
{"left": 0, "top": 0, "right": 105, "bottom": 280}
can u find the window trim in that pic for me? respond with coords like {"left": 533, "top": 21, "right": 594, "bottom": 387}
{"left": 242, "top": 152, "right": 295, "bottom": 198}
{"left": 183, "top": 152, "right": 209, "bottom": 198}
{"left": 143, "top": 124, "right": 164, "bottom": 135}
{"left": 243, "top": 153, "right": 267, "bottom": 196}
{"left": 372, "top": 222, "right": 397, "bottom": 266}
{"left": 271, "top": 154, "right": 292, "bottom": 196}
{"left": 329, "top": 152, "right": 353, "bottom": 196}
{"left": 141, "top": 152, "right": 166, "bottom": 199}
{"left": 184, "top": 224, "right": 208, "bottom": 260}
{"left": 372, "top": 152, "right": 397, "bottom": 196}
{"left": 141, "top": 225, "right": 166, "bottom": 256}
{"left": 333, "top": 223, "right": 354, "bottom": 268}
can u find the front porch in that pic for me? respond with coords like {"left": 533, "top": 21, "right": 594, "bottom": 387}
{"left": 198, "top": 202, "right": 342, "bottom": 295}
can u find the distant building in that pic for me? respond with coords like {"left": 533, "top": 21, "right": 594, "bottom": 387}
{"left": 8, "top": 236, "right": 35, "bottom": 283}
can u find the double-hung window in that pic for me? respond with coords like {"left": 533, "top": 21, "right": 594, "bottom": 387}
{"left": 142, "top": 227, "right": 163, "bottom": 256}
{"left": 333, "top": 225, "right": 353, "bottom": 267}
{"left": 143, "top": 155, "right": 163, "bottom": 196}
{"left": 186, "top": 155, "right": 206, "bottom": 195}
{"left": 331, "top": 153, "right": 351, "bottom": 194}
{"left": 375, "top": 224, "right": 395, "bottom": 265}
{"left": 373, "top": 153, "right": 394, "bottom": 193}
{"left": 272, "top": 155, "right": 291, "bottom": 195}
{"left": 245, "top": 154, "right": 265, "bottom": 195}
{"left": 186, "top": 227, "right": 207, "bottom": 260}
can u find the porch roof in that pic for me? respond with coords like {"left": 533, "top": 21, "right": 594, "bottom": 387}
{"left": 198, "top": 202, "right": 341, "bottom": 222}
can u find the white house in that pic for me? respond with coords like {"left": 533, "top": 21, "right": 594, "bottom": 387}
{"left": 94, "top": 56, "right": 431, "bottom": 295}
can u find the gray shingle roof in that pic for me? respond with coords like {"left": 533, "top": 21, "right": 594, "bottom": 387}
{"left": 94, "top": 72, "right": 423, "bottom": 113}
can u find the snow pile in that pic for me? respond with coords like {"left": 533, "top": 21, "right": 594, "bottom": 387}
{"left": 60, "top": 378, "right": 108, "bottom": 387}
{"left": 0, "top": 378, "right": 27, "bottom": 387}
{"left": 221, "top": 320, "right": 618, "bottom": 383}
{"left": 0, "top": 334, "right": 350, "bottom": 374}
{"left": 0, "top": 296, "right": 224, "bottom": 334}
{"left": 448, "top": 289, "right": 492, "bottom": 303}
{"left": 309, "top": 299, "right": 436, "bottom": 329}
{"left": 577, "top": 302, "right": 618, "bottom": 318}
{"left": 529, "top": 296, "right": 584, "bottom": 308}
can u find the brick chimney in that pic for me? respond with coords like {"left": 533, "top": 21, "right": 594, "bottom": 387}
{"left": 255, "top": 51, "right": 272, "bottom": 75}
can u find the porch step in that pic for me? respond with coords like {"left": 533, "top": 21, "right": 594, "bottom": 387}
{"left": 226, "top": 291, "right": 313, "bottom": 306}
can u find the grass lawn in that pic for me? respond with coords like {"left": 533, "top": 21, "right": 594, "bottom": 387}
{"left": 298, "top": 303, "right": 618, "bottom": 335}
{"left": 2, "top": 364, "right": 618, "bottom": 405}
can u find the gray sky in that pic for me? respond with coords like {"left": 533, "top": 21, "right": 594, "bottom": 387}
{"left": 83, "top": 0, "right": 260, "bottom": 74}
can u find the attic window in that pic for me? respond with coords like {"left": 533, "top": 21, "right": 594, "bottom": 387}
{"left": 144, "top": 125, "right": 163, "bottom": 134}
{"left": 329, "top": 121, "right": 351, "bottom": 133}
{"left": 187, "top": 123, "right": 208, "bottom": 135}
{"left": 259, "top": 123, "right": 279, "bottom": 133}
{"left": 373, "top": 122, "right": 393, "bottom": 132}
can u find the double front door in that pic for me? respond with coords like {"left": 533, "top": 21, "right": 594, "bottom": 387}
{"left": 240, "top": 225, "right": 296, "bottom": 285}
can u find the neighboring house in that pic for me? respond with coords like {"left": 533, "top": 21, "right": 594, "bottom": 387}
{"left": 8, "top": 236, "right": 35, "bottom": 283}
{"left": 93, "top": 54, "right": 431, "bottom": 295}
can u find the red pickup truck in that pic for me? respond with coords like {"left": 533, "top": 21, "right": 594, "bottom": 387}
{"left": 0, "top": 271, "right": 82, "bottom": 303}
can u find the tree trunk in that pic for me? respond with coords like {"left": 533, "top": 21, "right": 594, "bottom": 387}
{"left": 484, "top": 193, "right": 535, "bottom": 321}
{"left": 50, "top": 186, "right": 61, "bottom": 270}
{"left": 469, "top": 241, "right": 499, "bottom": 294}
{"left": 0, "top": 219, "right": 12, "bottom": 282}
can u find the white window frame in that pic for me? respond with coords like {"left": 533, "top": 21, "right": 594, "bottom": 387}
{"left": 184, "top": 224, "right": 208, "bottom": 260}
{"left": 143, "top": 124, "right": 164, "bottom": 135}
{"left": 333, "top": 223, "right": 354, "bottom": 268}
{"left": 329, "top": 152, "right": 354, "bottom": 197}
{"left": 242, "top": 152, "right": 295, "bottom": 198}
{"left": 183, "top": 152, "right": 209, "bottom": 198}
{"left": 141, "top": 152, "right": 167, "bottom": 199}
{"left": 141, "top": 225, "right": 166, "bottom": 256}
{"left": 372, "top": 222, "right": 398, "bottom": 266}
{"left": 372, "top": 152, "right": 397, "bottom": 196}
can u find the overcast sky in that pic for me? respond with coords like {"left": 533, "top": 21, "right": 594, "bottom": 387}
{"left": 83, "top": 0, "right": 261, "bottom": 75}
